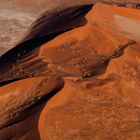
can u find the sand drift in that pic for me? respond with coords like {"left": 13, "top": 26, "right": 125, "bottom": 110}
{"left": 0, "top": 1, "right": 140, "bottom": 140}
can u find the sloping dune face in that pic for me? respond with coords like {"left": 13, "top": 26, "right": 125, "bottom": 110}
{"left": 0, "top": 2, "right": 140, "bottom": 140}
{"left": 99, "top": 0, "right": 140, "bottom": 8}
{"left": 0, "top": 0, "right": 139, "bottom": 56}
{"left": 1, "top": 0, "right": 139, "bottom": 56}
{"left": 0, "top": 0, "right": 94, "bottom": 56}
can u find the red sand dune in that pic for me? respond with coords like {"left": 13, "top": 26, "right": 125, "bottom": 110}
{"left": 0, "top": 1, "right": 140, "bottom": 55}
{"left": 0, "top": 1, "right": 140, "bottom": 140}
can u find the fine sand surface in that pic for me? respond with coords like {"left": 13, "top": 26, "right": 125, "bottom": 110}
{"left": 0, "top": 0, "right": 140, "bottom": 55}
{"left": 0, "top": 1, "right": 140, "bottom": 140}
{"left": 0, "top": 0, "right": 94, "bottom": 56}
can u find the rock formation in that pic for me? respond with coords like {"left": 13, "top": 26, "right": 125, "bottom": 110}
{"left": 0, "top": 1, "right": 140, "bottom": 140}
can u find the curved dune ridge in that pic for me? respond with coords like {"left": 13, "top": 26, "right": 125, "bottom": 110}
{"left": 0, "top": 1, "right": 140, "bottom": 55}
{"left": 0, "top": 1, "right": 140, "bottom": 140}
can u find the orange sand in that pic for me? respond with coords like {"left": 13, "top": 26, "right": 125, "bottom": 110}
{"left": 0, "top": 2, "right": 140, "bottom": 140}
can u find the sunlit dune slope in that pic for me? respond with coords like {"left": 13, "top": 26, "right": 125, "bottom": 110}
{"left": 0, "top": 2, "right": 140, "bottom": 140}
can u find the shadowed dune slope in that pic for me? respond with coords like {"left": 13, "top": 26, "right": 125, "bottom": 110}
{"left": 0, "top": 2, "right": 140, "bottom": 140}
{"left": 0, "top": 4, "right": 93, "bottom": 83}
{"left": 0, "top": 0, "right": 140, "bottom": 56}
{"left": 0, "top": 0, "right": 95, "bottom": 57}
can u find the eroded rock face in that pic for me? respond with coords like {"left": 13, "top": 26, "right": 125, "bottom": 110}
{"left": 0, "top": 2, "right": 140, "bottom": 140}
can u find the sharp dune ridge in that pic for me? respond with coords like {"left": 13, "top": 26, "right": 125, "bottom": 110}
{"left": 0, "top": 1, "right": 140, "bottom": 140}
{"left": 0, "top": 4, "right": 93, "bottom": 84}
